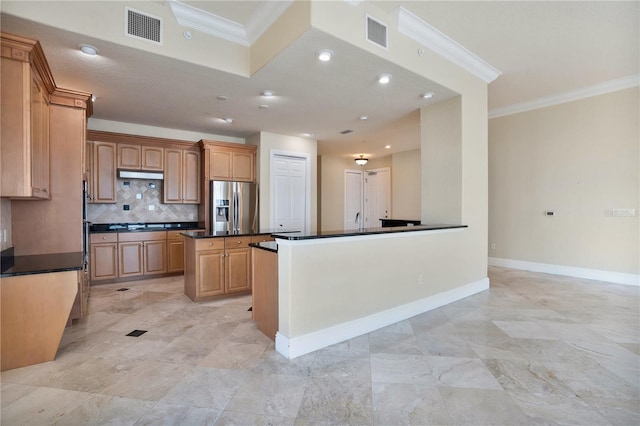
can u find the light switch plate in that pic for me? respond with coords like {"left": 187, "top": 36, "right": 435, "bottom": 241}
{"left": 136, "top": 193, "right": 142, "bottom": 200}
{"left": 148, "top": 205, "right": 155, "bottom": 211}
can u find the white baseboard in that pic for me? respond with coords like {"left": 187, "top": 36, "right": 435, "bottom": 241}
{"left": 275, "top": 277, "right": 490, "bottom": 360}
{"left": 488, "top": 257, "right": 640, "bottom": 287}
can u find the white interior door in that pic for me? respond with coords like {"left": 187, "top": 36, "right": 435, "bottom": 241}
{"left": 344, "top": 170, "right": 363, "bottom": 230}
{"left": 273, "top": 154, "right": 307, "bottom": 232}
{"left": 364, "top": 168, "right": 391, "bottom": 227}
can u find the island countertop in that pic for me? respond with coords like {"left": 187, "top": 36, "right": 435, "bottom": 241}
{"left": 271, "top": 224, "right": 467, "bottom": 241}
{"left": 182, "top": 230, "right": 293, "bottom": 239}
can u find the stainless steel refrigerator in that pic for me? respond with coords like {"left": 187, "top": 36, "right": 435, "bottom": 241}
{"left": 210, "top": 181, "right": 258, "bottom": 234}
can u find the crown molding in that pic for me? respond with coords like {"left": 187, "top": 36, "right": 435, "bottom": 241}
{"left": 168, "top": 0, "right": 249, "bottom": 46}
{"left": 395, "top": 6, "right": 501, "bottom": 84}
{"left": 489, "top": 74, "right": 640, "bottom": 119}
{"left": 245, "top": 1, "right": 294, "bottom": 44}
{"left": 168, "top": 0, "right": 292, "bottom": 47}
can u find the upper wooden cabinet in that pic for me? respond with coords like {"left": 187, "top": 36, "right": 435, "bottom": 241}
{"left": 90, "top": 141, "right": 117, "bottom": 203}
{"left": 1, "top": 33, "right": 54, "bottom": 199}
{"left": 163, "top": 148, "right": 200, "bottom": 204}
{"left": 205, "top": 143, "right": 256, "bottom": 183}
{"left": 117, "top": 144, "right": 164, "bottom": 171}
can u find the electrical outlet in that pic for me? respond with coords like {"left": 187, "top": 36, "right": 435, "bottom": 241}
{"left": 490, "top": 243, "right": 496, "bottom": 250}
{"left": 148, "top": 205, "right": 155, "bottom": 211}
{"left": 418, "top": 274, "right": 424, "bottom": 285}
{"left": 611, "top": 208, "right": 636, "bottom": 217}
{"left": 136, "top": 193, "right": 142, "bottom": 200}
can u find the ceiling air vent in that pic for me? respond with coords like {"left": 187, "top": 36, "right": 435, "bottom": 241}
{"left": 340, "top": 129, "right": 354, "bottom": 135}
{"left": 366, "top": 15, "right": 387, "bottom": 49}
{"left": 125, "top": 7, "right": 163, "bottom": 45}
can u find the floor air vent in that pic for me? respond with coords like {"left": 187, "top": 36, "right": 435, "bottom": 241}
{"left": 125, "top": 7, "right": 163, "bottom": 45}
{"left": 366, "top": 15, "right": 387, "bottom": 49}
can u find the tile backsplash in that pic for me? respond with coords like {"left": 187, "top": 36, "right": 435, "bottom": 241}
{"left": 87, "top": 179, "right": 198, "bottom": 224}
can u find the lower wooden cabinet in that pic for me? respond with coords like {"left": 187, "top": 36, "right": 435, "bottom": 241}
{"left": 184, "top": 236, "right": 252, "bottom": 301}
{"left": 90, "top": 234, "right": 118, "bottom": 281}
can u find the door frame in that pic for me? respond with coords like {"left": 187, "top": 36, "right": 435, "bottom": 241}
{"left": 270, "top": 150, "right": 311, "bottom": 234}
{"left": 344, "top": 169, "right": 363, "bottom": 230}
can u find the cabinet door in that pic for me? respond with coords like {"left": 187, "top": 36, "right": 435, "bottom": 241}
{"left": 92, "top": 141, "right": 116, "bottom": 203}
{"left": 117, "top": 144, "right": 141, "bottom": 169}
{"left": 118, "top": 242, "right": 144, "bottom": 277}
{"left": 142, "top": 146, "right": 164, "bottom": 171}
{"left": 183, "top": 150, "right": 200, "bottom": 203}
{"left": 197, "top": 250, "right": 225, "bottom": 296}
{"left": 210, "top": 149, "right": 232, "bottom": 180}
{"left": 163, "top": 149, "right": 182, "bottom": 203}
{"left": 232, "top": 151, "right": 254, "bottom": 182}
{"left": 30, "top": 74, "right": 50, "bottom": 199}
{"left": 225, "top": 247, "right": 251, "bottom": 293}
{"left": 91, "top": 243, "right": 118, "bottom": 281}
{"left": 167, "top": 238, "right": 185, "bottom": 272}
{"left": 144, "top": 240, "right": 167, "bottom": 275}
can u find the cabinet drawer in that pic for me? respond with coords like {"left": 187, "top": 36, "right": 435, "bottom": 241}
{"left": 90, "top": 233, "right": 117, "bottom": 244}
{"left": 168, "top": 229, "right": 204, "bottom": 240}
{"left": 226, "top": 236, "right": 251, "bottom": 249}
{"left": 195, "top": 238, "right": 225, "bottom": 251}
{"left": 251, "top": 235, "right": 275, "bottom": 244}
{"left": 118, "top": 231, "right": 167, "bottom": 242}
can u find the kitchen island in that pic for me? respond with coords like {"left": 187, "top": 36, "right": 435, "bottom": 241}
{"left": 260, "top": 224, "right": 490, "bottom": 359}
{"left": 0, "top": 250, "right": 83, "bottom": 371}
{"left": 182, "top": 231, "right": 277, "bottom": 302}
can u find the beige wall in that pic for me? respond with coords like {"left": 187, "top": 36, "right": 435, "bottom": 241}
{"left": 489, "top": 87, "right": 639, "bottom": 275}
{"left": 392, "top": 150, "right": 421, "bottom": 220}
{"left": 249, "top": 131, "right": 318, "bottom": 233}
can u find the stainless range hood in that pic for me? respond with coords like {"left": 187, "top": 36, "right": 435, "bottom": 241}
{"left": 118, "top": 170, "right": 164, "bottom": 180}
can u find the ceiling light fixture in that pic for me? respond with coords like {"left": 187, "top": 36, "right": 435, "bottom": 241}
{"left": 216, "top": 95, "right": 228, "bottom": 101}
{"left": 385, "top": 145, "right": 391, "bottom": 149}
{"left": 377, "top": 74, "right": 391, "bottom": 84}
{"left": 79, "top": 44, "right": 98, "bottom": 56}
{"left": 259, "top": 104, "right": 270, "bottom": 109}
{"left": 422, "top": 92, "right": 434, "bottom": 99}
{"left": 261, "top": 90, "right": 275, "bottom": 97}
{"left": 359, "top": 115, "right": 368, "bottom": 121}
{"left": 223, "top": 118, "right": 233, "bottom": 123}
{"left": 303, "top": 132, "right": 316, "bottom": 137}
{"left": 355, "top": 155, "right": 369, "bottom": 166}
{"left": 316, "top": 49, "right": 334, "bottom": 62}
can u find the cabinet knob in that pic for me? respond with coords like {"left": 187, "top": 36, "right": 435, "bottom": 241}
{"left": 209, "top": 242, "right": 213, "bottom": 246}
{"left": 102, "top": 236, "right": 106, "bottom": 240}
{"left": 237, "top": 240, "right": 241, "bottom": 245}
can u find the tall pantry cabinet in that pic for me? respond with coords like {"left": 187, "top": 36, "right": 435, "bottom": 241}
{"left": 1, "top": 32, "right": 93, "bottom": 256}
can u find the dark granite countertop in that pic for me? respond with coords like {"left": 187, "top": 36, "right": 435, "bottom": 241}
{"left": 271, "top": 224, "right": 467, "bottom": 241}
{"left": 249, "top": 241, "right": 278, "bottom": 253}
{"left": 182, "top": 230, "right": 295, "bottom": 239}
{"left": 1, "top": 249, "right": 84, "bottom": 277}
{"left": 90, "top": 222, "right": 201, "bottom": 233}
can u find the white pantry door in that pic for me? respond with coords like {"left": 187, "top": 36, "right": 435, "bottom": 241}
{"left": 273, "top": 154, "right": 307, "bottom": 232}
{"left": 364, "top": 168, "right": 391, "bottom": 227}
{"left": 344, "top": 169, "right": 363, "bottom": 230}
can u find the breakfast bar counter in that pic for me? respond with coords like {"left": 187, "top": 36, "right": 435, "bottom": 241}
{"left": 263, "top": 223, "right": 490, "bottom": 359}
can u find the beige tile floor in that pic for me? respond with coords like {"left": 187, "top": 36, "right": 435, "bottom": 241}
{"left": 1, "top": 267, "right": 638, "bottom": 425}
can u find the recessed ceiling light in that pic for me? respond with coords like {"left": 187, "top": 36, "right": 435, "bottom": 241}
{"left": 377, "top": 74, "right": 391, "bottom": 84}
{"left": 316, "top": 49, "right": 334, "bottom": 62}
{"left": 261, "top": 90, "right": 275, "bottom": 97}
{"left": 223, "top": 118, "right": 233, "bottom": 123}
{"left": 259, "top": 104, "right": 270, "bottom": 109}
{"left": 359, "top": 115, "right": 368, "bottom": 121}
{"left": 303, "top": 132, "right": 315, "bottom": 137}
{"left": 79, "top": 44, "right": 98, "bottom": 56}
{"left": 385, "top": 145, "right": 391, "bottom": 149}
{"left": 422, "top": 92, "right": 434, "bottom": 99}
{"left": 217, "top": 95, "right": 228, "bottom": 101}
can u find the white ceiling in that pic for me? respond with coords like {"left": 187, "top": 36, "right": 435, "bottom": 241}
{"left": 1, "top": 1, "right": 638, "bottom": 160}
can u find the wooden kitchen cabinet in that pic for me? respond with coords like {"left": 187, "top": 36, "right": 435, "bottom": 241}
{"left": 117, "top": 144, "right": 164, "bottom": 171}
{"left": 118, "top": 231, "right": 167, "bottom": 278}
{"left": 184, "top": 236, "right": 252, "bottom": 301}
{"left": 167, "top": 231, "right": 186, "bottom": 273}
{"left": 163, "top": 148, "right": 200, "bottom": 204}
{"left": 91, "top": 141, "right": 117, "bottom": 203}
{"left": 225, "top": 237, "right": 252, "bottom": 293}
{"left": 1, "top": 33, "right": 53, "bottom": 199}
{"left": 90, "top": 233, "right": 118, "bottom": 281}
{"left": 209, "top": 144, "right": 256, "bottom": 182}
